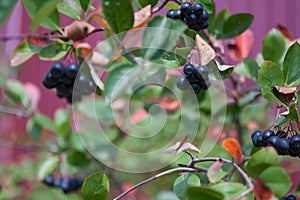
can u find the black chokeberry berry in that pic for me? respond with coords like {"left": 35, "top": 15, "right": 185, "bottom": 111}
{"left": 200, "top": 10, "right": 209, "bottom": 22}
{"left": 198, "top": 21, "right": 209, "bottom": 29}
{"left": 166, "top": 9, "right": 175, "bottom": 18}
{"left": 180, "top": 2, "right": 193, "bottom": 15}
{"left": 187, "top": 13, "right": 197, "bottom": 25}
{"left": 193, "top": 3, "right": 203, "bottom": 15}
{"left": 176, "top": 75, "right": 189, "bottom": 90}
{"left": 190, "top": 82, "right": 201, "bottom": 94}
{"left": 173, "top": 9, "right": 182, "bottom": 20}
{"left": 287, "top": 194, "right": 296, "bottom": 200}
{"left": 183, "top": 64, "right": 196, "bottom": 76}
{"left": 289, "top": 135, "right": 300, "bottom": 150}
{"left": 252, "top": 134, "right": 265, "bottom": 147}
{"left": 43, "top": 175, "right": 55, "bottom": 187}
{"left": 50, "top": 62, "right": 65, "bottom": 79}
{"left": 251, "top": 130, "right": 262, "bottom": 140}
{"left": 42, "top": 72, "right": 59, "bottom": 89}
{"left": 267, "top": 135, "right": 279, "bottom": 147}
{"left": 276, "top": 138, "right": 290, "bottom": 155}
{"left": 54, "top": 177, "right": 62, "bottom": 187}
{"left": 197, "top": 65, "right": 209, "bottom": 75}
{"left": 66, "top": 63, "right": 80, "bottom": 79}
{"left": 262, "top": 130, "right": 275, "bottom": 143}
{"left": 56, "top": 83, "right": 72, "bottom": 97}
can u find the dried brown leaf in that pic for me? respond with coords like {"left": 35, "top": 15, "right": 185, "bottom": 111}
{"left": 63, "top": 21, "right": 95, "bottom": 41}
{"left": 133, "top": 5, "right": 152, "bottom": 28}
{"left": 195, "top": 34, "right": 216, "bottom": 65}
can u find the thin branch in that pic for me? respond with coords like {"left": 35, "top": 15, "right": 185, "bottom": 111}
{"left": 153, "top": 0, "right": 171, "bottom": 13}
{"left": 191, "top": 157, "right": 254, "bottom": 199}
{"left": 114, "top": 167, "right": 199, "bottom": 200}
{"left": 0, "top": 105, "right": 32, "bottom": 117}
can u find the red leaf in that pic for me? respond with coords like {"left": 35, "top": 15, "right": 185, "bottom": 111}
{"left": 159, "top": 96, "right": 179, "bottom": 112}
{"left": 228, "top": 29, "right": 254, "bottom": 62}
{"left": 131, "top": 109, "right": 148, "bottom": 124}
{"left": 277, "top": 24, "right": 293, "bottom": 41}
{"left": 253, "top": 179, "right": 273, "bottom": 200}
{"left": 221, "top": 138, "right": 243, "bottom": 164}
{"left": 27, "top": 36, "right": 49, "bottom": 47}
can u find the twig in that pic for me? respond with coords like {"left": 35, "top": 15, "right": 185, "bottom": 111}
{"left": 191, "top": 157, "right": 254, "bottom": 199}
{"left": 0, "top": 105, "right": 32, "bottom": 117}
{"left": 114, "top": 167, "right": 199, "bottom": 200}
{"left": 153, "top": 0, "right": 171, "bottom": 13}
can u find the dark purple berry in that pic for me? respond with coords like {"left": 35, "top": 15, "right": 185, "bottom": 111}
{"left": 251, "top": 130, "right": 262, "bottom": 140}
{"left": 252, "top": 135, "right": 265, "bottom": 147}
{"left": 173, "top": 9, "right": 182, "bottom": 20}
{"left": 183, "top": 64, "right": 196, "bottom": 76}
{"left": 42, "top": 72, "right": 59, "bottom": 89}
{"left": 198, "top": 21, "right": 209, "bottom": 29}
{"left": 201, "top": 10, "right": 209, "bottom": 21}
{"left": 287, "top": 194, "right": 296, "bottom": 200}
{"left": 262, "top": 130, "right": 275, "bottom": 143}
{"left": 61, "top": 76, "right": 74, "bottom": 85}
{"left": 267, "top": 135, "right": 279, "bottom": 147}
{"left": 193, "top": 3, "right": 204, "bottom": 15}
{"left": 289, "top": 135, "right": 300, "bottom": 150}
{"left": 187, "top": 13, "right": 197, "bottom": 25}
{"left": 66, "top": 63, "right": 80, "bottom": 79}
{"left": 276, "top": 138, "right": 290, "bottom": 155}
{"left": 166, "top": 9, "right": 175, "bottom": 18}
{"left": 197, "top": 65, "right": 209, "bottom": 75}
{"left": 180, "top": 2, "right": 193, "bottom": 15}
{"left": 50, "top": 62, "right": 65, "bottom": 78}
{"left": 190, "top": 82, "right": 201, "bottom": 94}
{"left": 176, "top": 75, "right": 189, "bottom": 90}
{"left": 54, "top": 177, "right": 62, "bottom": 187}
{"left": 56, "top": 83, "right": 72, "bottom": 97}
{"left": 43, "top": 175, "right": 55, "bottom": 187}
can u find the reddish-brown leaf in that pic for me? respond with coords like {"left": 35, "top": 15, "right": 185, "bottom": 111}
{"left": 159, "top": 96, "right": 179, "bottom": 112}
{"left": 63, "top": 21, "right": 95, "bottom": 41}
{"left": 161, "top": 135, "right": 201, "bottom": 154}
{"left": 73, "top": 42, "right": 92, "bottom": 57}
{"left": 222, "top": 138, "right": 243, "bottom": 164}
{"left": 133, "top": 5, "right": 152, "bottom": 28}
{"left": 228, "top": 29, "right": 254, "bottom": 62}
{"left": 131, "top": 109, "right": 148, "bottom": 124}
{"left": 277, "top": 24, "right": 293, "bottom": 41}
{"left": 253, "top": 179, "right": 273, "bottom": 200}
{"left": 273, "top": 85, "right": 297, "bottom": 104}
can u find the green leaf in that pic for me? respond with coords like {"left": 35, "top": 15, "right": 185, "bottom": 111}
{"left": 33, "top": 113, "right": 55, "bottom": 131}
{"left": 286, "top": 104, "right": 299, "bottom": 121}
{"left": 218, "top": 13, "right": 253, "bottom": 39}
{"left": 138, "top": 0, "right": 158, "bottom": 7}
{"left": 102, "top": 0, "right": 134, "bottom": 34}
{"left": 211, "top": 9, "right": 230, "bottom": 38}
{"left": 38, "top": 44, "right": 67, "bottom": 61}
{"left": 54, "top": 109, "right": 71, "bottom": 137}
{"left": 57, "top": 0, "right": 82, "bottom": 19}
{"left": 186, "top": 187, "right": 224, "bottom": 200}
{"left": 173, "top": 173, "right": 201, "bottom": 200}
{"left": 38, "top": 157, "right": 59, "bottom": 180}
{"left": 175, "top": 47, "right": 191, "bottom": 66}
{"left": 262, "top": 29, "right": 286, "bottom": 65}
{"left": 283, "top": 42, "right": 300, "bottom": 86}
{"left": 82, "top": 172, "right": 109, "bottom": 200}
{"left": 295, "top": 184, "right": 300, "bottom": 196}
{"left": 211, "top": 182, "right": 246, "bottom": 199}
{"left": 0, "top": 0, "right": 18, "bottom": 26}
{"left": 207, "top": 60, "right": 233, "bottom": 80}
{"left": 243, "top": 57, "right": 259, "bottom": 82}
{"left": 67, "top": 150, "right": 91, "bottom": 168}
{"left": 104, "top": 64, "right": 138, "bottom": 100}
{"left": 244, "top": 147, "right": 279, "bottom": 177}
{"left": 259, "top": 166, "right": 292, "bottom": 197}
{"left": 79, "top": 0, "right": 92, "bottom": 12}
{"left": 26, "top": 118, "right": 42, "bottom": 141}
{"left": 258, "top": 61, "right": 285, "bottom": 102}
{"left": 22, "top": 0, "right": 60, "bottom": 30}
{"left": 143, "top": 16, "right": 186, "bottom": 60}
{"left": 30, "top": 0, "right": 60, "bottom": 31}
{"left": 207, "top": 162, "right": 232, "bottom": 184}
{"left": 10, "top": 41, "right": 36, "bottom": 66}
{"left": 5, "top": 79, "right": 29, "bottom": 106}
{"left": 297, "top": 90, "right": 300, "bottom": 105}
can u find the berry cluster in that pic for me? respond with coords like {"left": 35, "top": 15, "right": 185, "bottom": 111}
{"left": 280, "top": 194, "right": 296, "bottom": 200}
{"left": 166, "top": 2, "right": 209, "bottom": 31}
{"left": 176, "top": 63, "right": 211, "bottom": 94}
{"left": 42, "top": 62, "right": 95, "bottom": 104}
{"left": 252, "top": 130, "right": 300, "bottom": 157}
{"left": 43, "top": 175, "right": 83, "bottom": 194}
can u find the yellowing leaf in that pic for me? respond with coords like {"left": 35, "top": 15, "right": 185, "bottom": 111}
{"left": 195, "top": 34, "right": 216, "bottom": 65}
{"left": 222, "top": 138, "right": 243, "bottom": 164}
